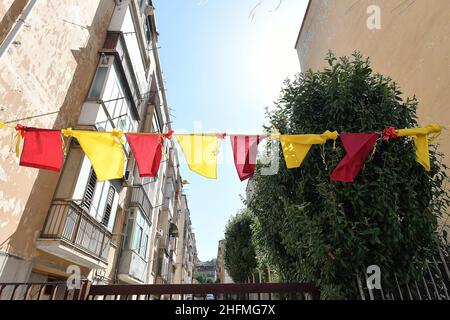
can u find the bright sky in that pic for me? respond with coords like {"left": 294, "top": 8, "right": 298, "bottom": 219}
{"left": 154, "top": 0, "right": 309, "bottom": 261}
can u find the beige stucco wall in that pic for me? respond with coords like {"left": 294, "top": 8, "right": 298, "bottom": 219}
{"left": 296, "top": 0, "right": 450, "bottom": 231}
{"left": 296, "top": 0, "right": 450, "bottom": 163}
{"left": 0, "top": 0, "right": 115, "bottom": 280}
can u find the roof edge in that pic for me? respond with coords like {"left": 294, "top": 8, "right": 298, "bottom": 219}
{"left": 294, "top": 0, "right": 312, "bottom": 49}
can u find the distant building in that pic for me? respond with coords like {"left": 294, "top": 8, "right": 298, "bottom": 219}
{"left": 196, "top": 261, "right": 216, "bottom": 281}
{"left": 216, "top": 240, "right": 233, "bottom": 284}
{"left": 174, "top": 194, "right": 197, "bottom": 284}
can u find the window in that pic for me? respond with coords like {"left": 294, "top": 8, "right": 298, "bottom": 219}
{"left": 161, "top": 255, "right": 169, "bottom": 281}
{"left": 155, "top": 107, "right": 164, "bottom": 132}
{"left": 98, "top": 62, "right": 138, "bottom": 155}
{"left": 151, "top": 113, "right": 161, "bottom": 133}
{"left": 89, "top": 66, "right": 109, "bottom": 99}
{"left": 142, "top": 234, "right": 149, "bottom": 258}
{"left": 144, "top": 19, "right": 152, "bottom": 47}
{"left": 132, "top": 209, "right": 150, "bottom": 259}
{"left": 133, "top": 226, "right": 143, "bottom": 252}
{"left": 139, "top": 0, "right": 148, "bottom": 13}
{"left": 152, "top": 248, "right": 159, "bottom": 275}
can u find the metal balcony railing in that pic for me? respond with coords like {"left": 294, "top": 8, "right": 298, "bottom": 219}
{"left": 40, "top": 200, "right": 112, "bottom": 262}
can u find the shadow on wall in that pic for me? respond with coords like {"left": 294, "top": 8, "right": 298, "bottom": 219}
{"left": 0, "top": 0, "right": 115, "bottom": 283}
{"left": 0, "top": 0, "right": 28, "bottom": 45}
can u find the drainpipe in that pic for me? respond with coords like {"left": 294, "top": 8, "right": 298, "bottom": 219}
{"left": 0, "top": 0, "right": 38, "bottom": 59}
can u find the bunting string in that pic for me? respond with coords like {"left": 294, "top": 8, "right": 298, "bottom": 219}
{"left": 0, "top": 122, "right": 443, "bottom": 183}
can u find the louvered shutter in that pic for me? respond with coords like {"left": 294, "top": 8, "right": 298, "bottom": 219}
{"left": 102, "top": 186, "right": 115, "bottom": 227}
{"left": 81, "top": 168, "right": 97, "bottom": 211}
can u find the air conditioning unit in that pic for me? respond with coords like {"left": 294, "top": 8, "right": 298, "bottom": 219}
{"left": 155, "top": 228, "right": 163, "bottom": 238}
{"left": 122, "top": 170, "right": 134, "bottom": 187}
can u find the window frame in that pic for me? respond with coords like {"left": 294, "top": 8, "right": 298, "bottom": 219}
{"left": 131, "top": 209, "right": 150, "bottom": 260}
{"left": 88, "top": 65, "right": 111, "bottom": 99}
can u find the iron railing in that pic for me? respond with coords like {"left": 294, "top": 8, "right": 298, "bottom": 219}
{"left": 40, "top": 200, "right": 112, "bottom": 262}
{"left": 0, "top": 281, "right": 90, "bottom": 300}
{"left": 355, "top": 246, "right": 450, "bottom": 300}
{"left": 0, "top": 282, "right": 319, "bottom": 301}
{"left": 87, "top": 282, "right": 320, "bottom": 300}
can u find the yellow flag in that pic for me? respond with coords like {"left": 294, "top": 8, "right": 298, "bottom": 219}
{"left": 0, "top": 122, "right": 4, "bottom": 129}
{"left": 176, "top": 135, "right": 221, "bottom": 179}
{"left": 279, "top": 131, "right": 339, "bottom": 169}
{"left": 396, "top": 124, "right": 441, "bottom": 171}
{"left": 62, "top": 128, "right": 125, "bottom": 181}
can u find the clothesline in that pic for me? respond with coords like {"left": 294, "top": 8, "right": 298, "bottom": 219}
{"left": 0, "top": 122, "right": 443, "bottom": 183}
{"left": 0, "top": 122, "right": 272, "bottom": 137}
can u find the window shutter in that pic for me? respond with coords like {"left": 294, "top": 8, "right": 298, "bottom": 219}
{"left": 81, "top": 168, "right": 97, "bottom": 211}
{"left": 102, "top": 186, "right": 115, "bottom": 227}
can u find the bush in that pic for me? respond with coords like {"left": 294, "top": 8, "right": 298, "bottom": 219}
{"left": 248, "top": 52, "right": 449, "bottom": 299}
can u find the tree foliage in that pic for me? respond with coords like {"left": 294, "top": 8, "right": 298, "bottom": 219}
{"left": 248, "top": 52, "right": 449, "bottom": 299}
{"left": 224, "top": 209, "right": 258, "bottom": 283}
{"left": 196, "top": 272, "right": 214, "bottom": 284}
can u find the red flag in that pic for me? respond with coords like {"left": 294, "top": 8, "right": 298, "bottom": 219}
{"left": 331, "top": 133, "right": 379, "bottom": 183}
{"left": 126, "top": 134, "right": 163, "bottom": 178}
{"left": 230, "top": 135, "right": 263, "bottom": 181}
{"left": 19, "top": 127, "right": 63, "bottom": 172}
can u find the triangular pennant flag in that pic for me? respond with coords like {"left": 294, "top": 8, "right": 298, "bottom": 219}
{"left": 126, "top": 133, "right": 163, "bottom": 178}
{"left": 62, "top": 128, "right": 125, "bottom": 181}
{"left": 230, "top": 135, "right": 263, "bottom": 181}
{"left": 279, "top": 131, "right": 338, "bottom": 169}
{"left": 176, "top": 135, "right": 221, "bottom": 179}
{"left": 396, "top": 124, "right": 441, "bottom": 171}
{"left": 17, "top": 126, "right": 63, "bottom": 172}
{"left": 331, "top": 133, "right": 379, "bottom": 183}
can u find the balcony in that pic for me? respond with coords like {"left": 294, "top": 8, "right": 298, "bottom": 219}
{"left": 118, "top": 250, "right": 148, "bottom": 284}
{"left": 101, "top": 31, "right": 141, "bottom": 119}
{"left": 36, "top": 201, "right": 111, "bottom": 269}
{"left": 154, "top": 248, "right": 169, "bottom": 284}
{"left": 129, "top": 186, "right": 152, "bottom": 221}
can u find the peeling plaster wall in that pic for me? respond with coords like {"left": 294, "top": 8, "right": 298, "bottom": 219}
{"left": 0, "top": 0, "right": 29, "bottom": 45}
{"left": 296, "top": 0, "right": 450, "bottom": 232}
{"left": 0, "top": 0, "right": 115, "bottom": 281}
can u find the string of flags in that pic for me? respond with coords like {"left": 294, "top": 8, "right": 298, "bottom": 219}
{"left": 0, "top": 122, "right": 442, "bottom": 183}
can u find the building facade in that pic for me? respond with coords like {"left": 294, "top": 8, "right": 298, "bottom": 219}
{"left": 0, "top": 0, "right": 196, "bottom": 289}
{"left": 295, "top": 0, "right": 450, "bottom": 165}
{"left": 295, "top": 0, "right": 450, "bottom": 234}
{"left": 216, "top": 240, "right": 233, "bottom": 284}
{"left": 196, "top": 261, "right": 216, "bottom": 282}
{"left": 174, "top": 193, "right": 197, "bottom": 285}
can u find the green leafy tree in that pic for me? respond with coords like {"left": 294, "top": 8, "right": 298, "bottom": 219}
{"left": 196, "top": 272, "right": 215, "bottom": 284}
{"left": 224, "top": 209, "right": 258, "bottom": 283}
{"left": 249, "top": 52, "right": 449, "bottom": 299}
